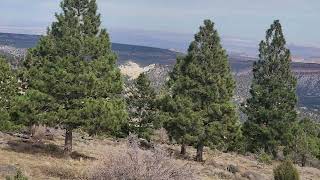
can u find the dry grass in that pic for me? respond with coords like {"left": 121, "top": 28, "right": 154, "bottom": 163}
{"left": 0, "top": 131, "right": 320, "bottom": 180}
{"left": 0, "top": 131, "right": 91, "bottom": 179}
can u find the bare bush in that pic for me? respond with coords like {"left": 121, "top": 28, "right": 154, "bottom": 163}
{"left": 88, "top": 135, "right": 196, "bottom": 180}
{"left": 30, "top": 125, "right": 45, "bottom": 142}
{"left": 30, "top": 125, "right": 53, "bottom": 142}
{"left": 151, "top": 128, "right": 170, "bottom": 144}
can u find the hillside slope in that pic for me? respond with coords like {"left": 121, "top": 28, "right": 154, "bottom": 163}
{"left": 1, "top": 131, "right": 319, "bottom": 180}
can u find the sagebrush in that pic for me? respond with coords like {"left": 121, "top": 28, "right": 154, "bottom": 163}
{"left": 88, "top": 135, "right": 196, "bottom": 180}
{"left": 274, "top": 160, "right": 300, "bottom": 180}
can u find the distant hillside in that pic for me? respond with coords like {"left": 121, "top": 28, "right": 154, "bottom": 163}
{"left": 0, "top": 32, "right": 39, "bottom": 48}
{"left": 223, "top": 38, "right": 320, "bottom": 64}
{"left": 110, "top": 29, "right": 320, "bottom": 64}
{"left": 231, "top": 59, "right": 320, "bottom": 118}
{"left": 0, "top": 32, "right": 178, "bottom": 66}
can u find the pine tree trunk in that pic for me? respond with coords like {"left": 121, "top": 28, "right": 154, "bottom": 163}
{"left": 195, "top": 144, "right": 204, "bottom": 162}
{"left": 64, "top": 128, "right": 73, "bottom": 154}
{"left": 180, "top": 144, "right": 186, "bottom": 155}
{"left": 301, "top": 154, "right": 306, "bottom": 167}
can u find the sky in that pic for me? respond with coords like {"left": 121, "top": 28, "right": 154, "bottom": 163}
{"left": 0, "top": 0, "right": 319, "bottom": 50}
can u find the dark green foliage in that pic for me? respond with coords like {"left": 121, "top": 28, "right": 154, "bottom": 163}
{"left": 273, "top": 160, "right": 300, "bottom": 180}
{"left": 81, "top": 98, "right": 128, "bottom": 137}
{"left": 22, "top": 0, "right": 127, "bottom": 152}
{"left": 127, "top": 73, "right": 157, "bottom": 140}
{"left": 10, "top": 90, "right": 57, "bottom": 128}
{"left": 6, "top": 170, "right": 28, "bottom": 180}
{"left": 163, "top": 20, "right": 241, "bottom": 160}
{"left": 0, "top": 58, "right": 17, "bottom": 108}
{"left": 0, "top": 109, "right": 12, "bottom": 131}
{"left": 243, "top": 20, "right": 298, "bottom": 154}
{"left": 0, "top": 58, "right": 19, "bottom": 131}
{"left": 160, "top": 95, "right": 204, "bottom": 147}
{"left": 286, "top": 119, "right": 320, "bottom": 166}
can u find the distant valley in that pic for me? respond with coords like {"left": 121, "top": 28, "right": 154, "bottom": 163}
{"left": 0, "top": 32, "right": 178, "bottom": 66}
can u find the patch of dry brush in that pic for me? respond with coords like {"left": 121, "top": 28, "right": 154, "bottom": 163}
{"left": 88, "top": 135, "right": 196, "bottom": 180}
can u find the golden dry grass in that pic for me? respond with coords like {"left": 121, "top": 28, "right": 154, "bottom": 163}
{"left": 0, "top": 131, "right": 319, "bottom": 180}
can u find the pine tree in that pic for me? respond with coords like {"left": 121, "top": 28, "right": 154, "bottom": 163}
{"left": 0, "top": 58, "right": 18, "bottom": 131}
{"left": 287, "top": 119, "right": 320, "bottom": 166}
{"left": 127, "top": 73, "right": 157, "bottom": 140}
{"left": 24, "top": 0, "right": 127, "bottom": 153}
{"left": 166, "top": 20, "right": 241, "bottom": 161}
{"left": 243, "top": 20, "right": 297, "bottom": 154}
{"left": 10, "top": 90, "right": 57, "bottom": 131}
{"left": 161, "top": 95, "right": 204, "bottom": 155}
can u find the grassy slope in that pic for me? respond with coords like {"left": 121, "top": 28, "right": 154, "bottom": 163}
{"left": 0, "top": 131, "right": 319, "bottom": 180}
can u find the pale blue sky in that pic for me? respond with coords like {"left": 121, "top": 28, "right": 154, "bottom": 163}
{"left": 0, "top": 0, "right": 319, "bottom": 49}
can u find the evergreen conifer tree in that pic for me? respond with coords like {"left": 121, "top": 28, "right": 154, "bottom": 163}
{"left": 161, "top": 94, "right": 204, "bottom": 155}
{"left": 0, "top": 58, "right": 18, "bottom": 131}
{"left": 24, "top": 0, "right": 127, "bottom": 153}
{"left": 10, "top": 90, "right": 56, "bottom": 132}
{"left": 287, "top": 119, "right": 320, "bottom": 166}
{"left": 127, "top": 73, "right": 157, "bottom": 140}
{"left": 243, "top": 20, "right": 297, "bottom": 154}
{"left": 165, "top": 20, "right": 241, "bottom": 161}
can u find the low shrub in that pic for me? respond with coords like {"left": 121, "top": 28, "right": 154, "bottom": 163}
{"left": 258, "top": 151, "right": 272, "bottom": 165}
{"left": 88, "top": 135, "right": 196, "bottom": 180}
{"left": 6, "top": 170, "right": 28, "bottom": 180}
{"left": 30, "top": 125, "right": 47, "bottom": 142}
{"left": 151, "top": 128, "right": 170, "bottom": 144}
{"left": 273, "top": 160, "right": 300, "bottom": 180}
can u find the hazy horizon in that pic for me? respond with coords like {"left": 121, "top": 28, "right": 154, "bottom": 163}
{"left": 0, "top": 0, "right": 320, "bottom": 51}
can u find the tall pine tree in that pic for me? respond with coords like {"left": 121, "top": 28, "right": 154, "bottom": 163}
{"left": 166, "top": 20, "right": 241, "bottom": 161}
{"left": 127, "top": 73, "right": 157, "bottom": 140}
{"left": 24, "top": 0, "right": 127, "bottom": 153}
{"left": 243, "top": 20, "right": 297, "bottom": 155}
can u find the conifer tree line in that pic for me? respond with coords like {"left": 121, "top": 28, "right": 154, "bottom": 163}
{"left": 0, "top": 0, "right": 319, "bottom": 163}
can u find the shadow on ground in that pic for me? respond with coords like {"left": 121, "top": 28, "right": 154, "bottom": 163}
{"left": 4, "top": 140, "right": 96, "bottom": 160}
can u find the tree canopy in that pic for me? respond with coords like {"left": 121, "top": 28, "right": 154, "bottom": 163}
{"left": 163, "top": 20, "right": 241, "bottom": 161}
{"left": 0, "top": 58, "right": 18, "bottom": 131}
{"left": 127, "top": 73, "right": 157, "bottom": 140}
{"left": 22, "top": 0, "right": 127, "bottom": 153}
{"left": 243, "top": 20, "right": 298, "bottom": 154}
